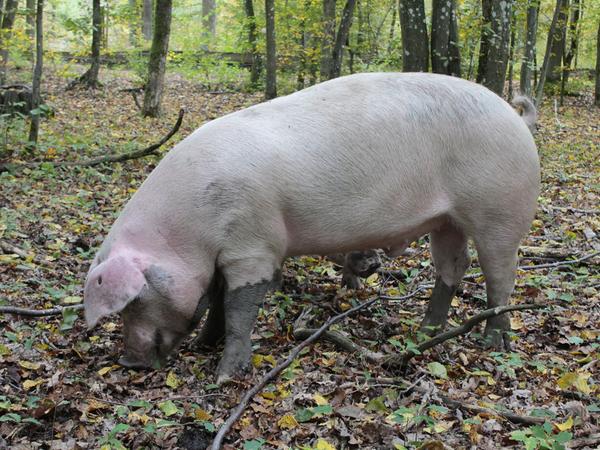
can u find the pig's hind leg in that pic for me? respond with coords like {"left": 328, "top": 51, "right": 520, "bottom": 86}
{"left": 193, "top": 272, "right": 226, "bottom": 348}
{"left": 420, "top": 223, "right": 470, "bottom": 334}
{"left": 473, "top": 236, "right": 520, "bottom": 351}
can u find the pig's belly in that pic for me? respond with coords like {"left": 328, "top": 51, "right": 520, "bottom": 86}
{"left": 281, "top": 198, "right": 449, "bottom": 257}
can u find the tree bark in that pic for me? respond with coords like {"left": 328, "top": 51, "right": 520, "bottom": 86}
{"left": 330, "top": 0, "right": 356, "bottom": 79}
{"left": 265, "top": 0, "right": 276, "bottom": 99}
{"left": 142, "top": 0, "right": 172, "bottom": 117}
{"left": 546, "top": 0, "right": 569, "bottom": 83}
{"left": 128, "top": 0, "right": 138, "bottom": 46}
{"left": 70, "top": 0, "right": 102, "bottom": 89}
{"left": 595, "top": 19, "right": 599, "bottom": 107}
{"left": 244, "top": 0, "right": 261, "bottom": 88}
{"left": 561, "top": 0, "right": 580, "bottom": 86}
{"left": 26, "top": 0, "right": 35, "bottom": 39}
{"left": 0, "top": 0, "right": 18, "bottom": 85}
{"left": 320, "top": 0, "right": 336, "bottom": 79}
{"left": 28, "top": 0, "right": 43, "bottom": 146}
{"left": 431, "top": 0, "right": 460, "bottom": 76}
{"left": 448, "top": 0, "right": 461, "bottom": 77}
{"left": 398, "top": 0, "right": 428, "bottom": 72}
{"left": 142, "top": 0, "right": 153, "bottom": 41}
{"left": 520, "top": 0, "right": 539, "bottom": 97}
{"left": 535, "top": 0, "right": 562, "bottom": 106}
{"left": 201, "top": 0, "right": 216, "bottom": 50}
{"left": 476, "top": 0, "right": 514, "bottom": 96}
{"left": 507, "top": 10, "right": 516, "bottom": 100}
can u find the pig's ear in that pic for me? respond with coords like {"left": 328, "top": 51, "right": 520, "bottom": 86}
{"left": 84, "top": 255, "right": 147, "bottom": 328}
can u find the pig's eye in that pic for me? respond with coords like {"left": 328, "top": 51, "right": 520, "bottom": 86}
{"left": 97, "top": 276, "right": 103, "bottom": 286}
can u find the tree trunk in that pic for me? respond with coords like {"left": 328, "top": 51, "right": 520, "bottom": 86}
{"left": 330, "top": 0, "right": 356, "bottom": 79}
{"left": 28, "top": 0, "right": 43, "bottom": 146}
{"left": 142, "top": 0, "right": 172, "bottom": 117}
{"left": 0, "top": 0, "right": 19, "bottom": 85}
{"left": 265, "top": 0, "right": 276, "bottom": 99}
{"left": 476, "top": 0, "right": 513, "bottom": 96}
{"left": 561, "top": 0, "right": 580, "bottom": 86}
{"left": 535, "top": 0, "right": 562, "bottom": 106}
{"left": 387, "top": 1, "right": 396, "bottom": 54}
{"left": 595, "top": 19, "right": 599, "bottom": 107}
{"left": 70, "top": 0, "right": 102, "bottom": 89}
{"left": 546, "top": 0, "right": 568, "bottom": 83}
{"left": 476, "top": 0, "right": 491, "bottom": 83}
{"left": 244, "top": 0, "right": 261, "bottom": 89}
{"left": 431, "top": 0, "right": 450, "bottom": 74}
{"left": 431, "top": 0, "right": 460, "bottom": 76}
{"left": 297, "top": 0, "right": 308, "bottom": 90}
{"left": 398, "top": 0, "right": 428, "bottom": 72}
{"left": 128, "top": 0, "right": 138, "bottom": 46}
{"left": 320, "top": 0, "right": 336, "bottom": 79}
{"left": 142, "top": 0, "right": 153, "bottom": 41}
{"left": 201, "top": 0, "right": 216, "bottom": 50}
{"left": 0, "top": 0, "right": 4, "bottom": 25}
{"left": 519, "top": 0, "right": 538, "bottom": 97}
{"left": 26, "top": 0, "right": 35, "bottom": 39}
{"left": 448, "top": 0, "right": 461, "bottom": 77}
{"left": 507, "top": 10, "right": 516, "bottom": 100}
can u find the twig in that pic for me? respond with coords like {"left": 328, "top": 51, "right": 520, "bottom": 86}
{"left": 0, "top": 109, "right": 184, "bottom": 171}
{"left": 384, "top": 303, "right": 545, "bottom": 371}
{"left": 568, "top": 434, "right": 600, "bottom": 449}
{"left": 293, "top": 328, "right": 384, "bottom": 362}
{"left": 518, "top": 251, "right": 598, "bottom": 270}
{"left": 0, "top": 240, "right": 52, "bottom": 267}
{"left": 0, "top": 304, "right": 84, "bottom": 317}
{"left": 434, "top": 391, "right": 545, "bottom": 425}
{"left": 58, "top": 109, "right": 184, "bottom": 167}
{"left": 210, "top": 294, "right": 385, "bottom": 450}
{"left": 548, "top": 205, "right": 600, "bottom": 215}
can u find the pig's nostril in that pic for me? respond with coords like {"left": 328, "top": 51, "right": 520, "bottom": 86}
{"left": 97, "top": 276, "right": 103, "bottom": 285}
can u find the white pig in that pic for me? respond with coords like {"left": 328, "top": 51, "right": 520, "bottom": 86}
{"left": 84, "top": 73, "right": 540, "bottom": 383}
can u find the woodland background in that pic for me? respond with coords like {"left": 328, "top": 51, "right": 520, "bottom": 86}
{"left": 0, "top": 0, "right": 599, "bottom": 449}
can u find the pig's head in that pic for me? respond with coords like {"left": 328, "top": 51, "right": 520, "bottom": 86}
{"left": 84, "top": 250, "right": 209, "bottom": 369}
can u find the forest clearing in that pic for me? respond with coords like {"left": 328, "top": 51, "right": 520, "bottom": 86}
{"left": 0, "top": 0, "right": 599, "bottom": 449}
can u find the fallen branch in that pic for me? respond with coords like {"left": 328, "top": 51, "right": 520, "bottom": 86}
{"left": 0, "top": 109, "right": 184, "bottom": 172}
{"left": 548, "top": 205, "right": 600, "bottom": 215}
{"left": 0, "top": 304, "right": 84, "bottom": 317}
{"left": 58, "top": 108, "right": 184, "bottom": 167}
{"left": 343, "top": 375, "right": 545, "bottom": 425}
{"left": 0, "top": 240, "right": 52, "bottom": 267}
{"left": 210, "top": 294, "right": 388, "bottom": 449}
{"left": 518, "top": 251, "right": 599, "bottom": 271}
{"left": 384, "top": 303, "right": 545, "bottom": 371}
{"left": 293, "top": 328, "right": 384, "bottom": 363}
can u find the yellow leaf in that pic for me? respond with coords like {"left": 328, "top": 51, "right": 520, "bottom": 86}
{"left": 277, "top": 413, "right": 299, "bottom": 430}
{"left": 555, "top": 416, "right": 573, "bottom": 431}
{"left": 194, "top": 408, "right": 212, "bottom": 421}
{"left": 87, "top": 399, "right": 109, "bottom": 412}
{"left": 260, "top": 391, "right": 276, "bottom": 400}
{"left": 510, "top": 316, "right": 524, "bottom": 330}
{"left": 19, "top": 360, "right": 41, "bottom": 370}
{"left": 166, "top": 371, "right": 181, "bottom": 389}
{"left": 531, "top": 220, "right": 543, "bottom": 228}
{"left": 314, "top": 439, "right": 336, "bottom": 450}
{"left": 557, "top": 371, "right": 591, "bottom": 394}
{"left": 314, "top": 394, "right": 328, "bottom": 406}
{"left": 23, "top": 379, "right": 44, "bottom": 390}
{"left": 97, "top": 366, "right": 115, "bottom": 376}
{"left": 252, "top": 354, "right": 264, "bottom": 367}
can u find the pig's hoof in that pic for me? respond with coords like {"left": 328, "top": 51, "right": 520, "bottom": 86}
{"left": 483, "top": 328, "right": 512, "bottom": 352}
{"left": 419, "top": 317, "right": 447, "bottom": 337}
{"left": 341, "top": 275, "right": 362, "bottom": 290}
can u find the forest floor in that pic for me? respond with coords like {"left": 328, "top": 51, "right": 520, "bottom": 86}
{"left": 0, "top": 69, "right": 599, "bottom": 450}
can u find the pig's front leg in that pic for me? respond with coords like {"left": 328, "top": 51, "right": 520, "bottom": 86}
{"left": 194, "top": 273, "right": 226, "bottom": 348}
{"left": 216, "top": 262, "right": 281, "bottom": 384}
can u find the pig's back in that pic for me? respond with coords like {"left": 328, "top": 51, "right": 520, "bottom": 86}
{"left": 123, "top": 72, "right": 539, "bottom": 256}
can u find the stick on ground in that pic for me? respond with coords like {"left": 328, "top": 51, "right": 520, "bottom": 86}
{"left": 0, "top": 303, "right": 84, "bottom": 317}
{"left": 384, "top": 303, "right": 545, "bottom": 371}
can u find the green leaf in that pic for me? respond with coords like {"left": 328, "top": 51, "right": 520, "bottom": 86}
{"left": 427, "top": 361, "right": 448, "bottom": 379}
{"left": 0, "top": 413, "right": 21, "bottom": 423}
{"left": 243, "top": 439, "right": 265, "bottom": 450}
{"left": 365, "top": 396, "right": 389, "bottom": 413}
{"left": 127, "top": 400, "right": 152, "bottom": 409}
{"left": 510, "top": 430, "right": 529, "bottom": 441}
{"left": 60, "top": 307, "right": 79, "bottom": 331}
{"left": 156, "top": 419, "right": 179, "bottom": 428}
{"left": 158, "top": 400, "right": 179, "bottom": 417}
{"left": 295, "top": 408, "right": 315, "bottom": 423}
{"left": 311, "top": 405, "right": 333, "bottom": 416}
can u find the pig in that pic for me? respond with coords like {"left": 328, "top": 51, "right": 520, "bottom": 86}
{"left": 329, "top": 250, "right": 382, "bottom": 289}
{"left": 84, "top": 73, "right": 540, "bottom": 383}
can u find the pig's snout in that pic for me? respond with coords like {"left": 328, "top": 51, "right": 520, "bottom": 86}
{"left": 118, "top": 354, "right": 163, "bottom": 370}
